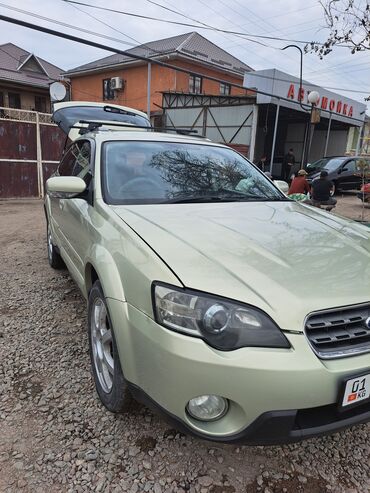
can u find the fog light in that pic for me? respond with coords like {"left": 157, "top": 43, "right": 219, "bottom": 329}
{"left": 186, "top": 395, "right": 228, "bottom": 422}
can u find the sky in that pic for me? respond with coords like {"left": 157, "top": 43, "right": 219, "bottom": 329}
{"left": 0, "top": 0, "right": 369, "bottom": 111}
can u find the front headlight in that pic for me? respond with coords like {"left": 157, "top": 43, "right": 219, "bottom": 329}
{"left": 152, "top": 283, "right": 290, "bottom": 351}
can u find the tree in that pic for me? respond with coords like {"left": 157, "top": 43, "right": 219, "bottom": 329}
{"left": 356, "top": 158, "right": 370, "bottom": 221}
{"left": 305, "top": 0, "right": 370, "bottom": 59}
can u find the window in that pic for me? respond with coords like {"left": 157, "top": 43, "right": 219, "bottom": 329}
{"left": 103, "top": 79, "right": 115, "bottom": 100}
{"left": 58, "top": 145, "right": 78, "bottom": 176}
{"left": 102, "top": 141, "right": 283, "bottom": 205}
{"left": 59, "top": 141, "right": 92, "bottom": 183}
{"left": 8, "top": 92, "right": 21, "bottom": 109}
{"left": 344, "top": 160, "right": 356, "bottom": 172}
{"left": 220, "top": 83, "right": 231, "bottom": 95}
{"left": 72, "top": 141, "right": 92, "bottom": 186}
{"left": 35, "top": 96, "right": 47, "bottom": 113}
{"left": 189, "top": 75, "right": 202, "bottom": 94}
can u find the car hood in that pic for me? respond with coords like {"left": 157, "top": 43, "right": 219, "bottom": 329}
{"left": 112, "top": 201, "right": 370, "bottom": 331}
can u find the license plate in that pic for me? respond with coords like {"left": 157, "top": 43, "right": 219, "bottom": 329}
{"left": 341, "top": 373, "right": 370, "bottom": 408}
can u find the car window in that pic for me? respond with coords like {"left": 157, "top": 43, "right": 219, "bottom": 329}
{"left": 58, "top": 141, "right": 92, "bottom": 185}
{"left": 323, "top": 158, "right": 347, "bottom": 171}
{"left": 102, "top": 141, "right": 285, "bottom": 205}
{"left": 308, "top": 158, "right": 330, "bottom": 169}
{"left": 58, "top": 145, "right": 77, "bottom": 176}
{"left": 344, "top": 160, "right": 356, "bottom": 172}
{"left": 72, "top": 141, "right": 92, "bottom": 184}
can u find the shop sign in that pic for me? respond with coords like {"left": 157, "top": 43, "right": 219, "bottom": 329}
{"left": 287, "top": 84, "right": 353, "bottom": 117}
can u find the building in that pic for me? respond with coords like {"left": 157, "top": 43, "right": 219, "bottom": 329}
{"left": 161, "top": 69, "right": 367, "bottom": 172}
{"left": 0, "top": 43, "right": 64, "bottom": 113}
{"left": 244, "top": 69, "right": 367, "bottom": 170}
{"left": 64, "top": 32, "right": 252, "bottom": 118}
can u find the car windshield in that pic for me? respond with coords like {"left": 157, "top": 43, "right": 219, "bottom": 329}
{"left": 309, "top": 157, "right": 346, "bottom": 172}
{"left": 102, "top": 141, "right": 285, "bottom": 205}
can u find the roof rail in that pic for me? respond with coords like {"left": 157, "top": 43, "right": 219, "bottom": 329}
{"left": 73, "top": 120, "right": 206, "bottom": 138}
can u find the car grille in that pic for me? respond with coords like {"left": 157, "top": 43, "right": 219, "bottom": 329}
{"left": 305, "top": 303, "right": 370, "bottom": 359}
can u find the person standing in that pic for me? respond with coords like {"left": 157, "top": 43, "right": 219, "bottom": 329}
{"left": 282, "top": 148, "right": 295, "bottom": 181}
{"left": 256, "top": 155, "right": 267, "bottom": 172}
{"left": 311, "top": 170, "right": 337, "bottom": 207}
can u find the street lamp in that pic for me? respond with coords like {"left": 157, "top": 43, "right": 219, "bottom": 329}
{"left": 308, "top": 90, "right": 320, "bottom": 106}
{"left": 303, "top": 90, "right": 320, "bottom": 167}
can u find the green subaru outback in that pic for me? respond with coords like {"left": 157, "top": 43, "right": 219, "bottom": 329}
{"left": 45, "top": 102, "right": 370, "bottom": 444}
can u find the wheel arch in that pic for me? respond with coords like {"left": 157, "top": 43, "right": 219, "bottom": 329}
{"left": 84, "top": 246, "right": 126, "bottom": 301}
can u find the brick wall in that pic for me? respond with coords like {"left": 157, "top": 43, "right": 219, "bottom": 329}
{"left": 70, "top": 59, "right": 247, "bottom": 113}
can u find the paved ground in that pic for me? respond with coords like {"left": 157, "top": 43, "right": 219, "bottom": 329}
{"left": 0, "top": 197, "right": 369, "bottom": 493}
{"left": 334, "top": 191, "right": 370, "bottom": 223}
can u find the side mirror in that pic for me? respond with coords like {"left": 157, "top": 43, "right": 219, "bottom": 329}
{"left": 341, "top": 167, "right": 348, "bottom": 173}
{"left": 46, "top": 176, "right": 87, "bottom": 196}
{"left": 274, "top": 180, "right": 289, "bottom": 194}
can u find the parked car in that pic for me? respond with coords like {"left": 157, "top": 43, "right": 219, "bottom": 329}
{"left": 306, "top": 156, "right": 370, "bottom": 193}
{"left": 45, "top": 102, "right": 370, "bottom": 445}
{"left": 358, "top": 183, "right": 370, "bottom": 203}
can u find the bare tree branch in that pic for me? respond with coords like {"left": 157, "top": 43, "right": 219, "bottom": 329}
{"left": 306, "top": 0, "right": 370, "bottom": 58}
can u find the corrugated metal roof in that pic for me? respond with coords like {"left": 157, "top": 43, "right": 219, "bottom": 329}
{"left": 0, "top": 43, "right": 63, "bottom": 89}
{"left": 64, "top": 32, "right": 252, "bottom": 76}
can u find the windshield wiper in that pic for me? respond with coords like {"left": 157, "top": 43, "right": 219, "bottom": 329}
{"left": 162, "top": 193, "right": 280, "bottom": 204}
{"left": 163, "top": 194, "right": 241, "bottom": 204}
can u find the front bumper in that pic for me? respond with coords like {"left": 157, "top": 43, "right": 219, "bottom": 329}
{"left": 108, "top": 299, "right": 370, "bottom": 444}
{"left": 129, "top": 382, "right": 370, "bottom": 445}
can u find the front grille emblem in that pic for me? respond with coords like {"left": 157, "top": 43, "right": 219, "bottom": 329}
{"left": 366, "top": 317, "right": 370, "bottom": 329}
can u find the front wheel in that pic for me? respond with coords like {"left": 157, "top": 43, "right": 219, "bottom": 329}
{"left": 88, "top": 281, "right": 133, "bottom": 413}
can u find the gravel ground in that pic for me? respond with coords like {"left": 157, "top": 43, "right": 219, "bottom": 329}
{"left": 0, "top": 198, "right": 369, "bottom": 493}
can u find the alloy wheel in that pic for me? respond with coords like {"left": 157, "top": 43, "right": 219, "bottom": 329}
{"left": 90, "top": 298, "right": 114, "bottom": 393}
{"left": 47, "top": 225, "right": 53, "bottom": 261}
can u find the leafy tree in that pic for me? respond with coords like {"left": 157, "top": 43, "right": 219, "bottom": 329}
{"left": 305, "top": 0, "right": 370, "bottom": 58}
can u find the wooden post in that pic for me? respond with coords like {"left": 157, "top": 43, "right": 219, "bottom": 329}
{"left": 36, "top": 112, "right": 44, "bottom": 198}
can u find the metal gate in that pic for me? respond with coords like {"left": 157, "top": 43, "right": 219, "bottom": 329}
{"left": 0, "top": 107, "right": 65, "bottom": 198}
{"left": 162, "top": 92, "right": 257, "bottom": 160}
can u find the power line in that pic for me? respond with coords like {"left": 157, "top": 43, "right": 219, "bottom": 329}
{"left": 207, "top": 0, "right": 324, "bottom": 75}
{"left": 0, "top": 11, "right": 367, "bottom": 120}
{"left": 0, "top": 45, "right": 23, "bottom": 63}
{"left": 61, "top": 0, "right": 176, "bottom": 58}
{"left": 244, "top": 71, "right": 370, "bottom": 95}
{"left": 0, "top": 4, "right": 367, "bottom": 101}
{"left": 63, "top": 0, "right": 142, "bottom": 46}
{"left": 0, "top": 2, "right": 137, "bottom": 49}
{"left": 310, "top": 59, "right": 370, "bottom": 75}
{"left": 61, "top": 0, "right": 341, "bottom": 47}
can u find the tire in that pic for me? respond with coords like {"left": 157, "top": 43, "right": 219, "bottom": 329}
{"left": 88, "top": 280, "right": 132, "bottom": 413}
{"left": 47, "top": 221, "right": 64, "bottom": 269}
{"left": 332, "top": 181, "right": 337, "bottom": 195}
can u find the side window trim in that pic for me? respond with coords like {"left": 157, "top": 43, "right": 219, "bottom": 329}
{"left": 57, "top": 144, "right": 78, "bottom": 177}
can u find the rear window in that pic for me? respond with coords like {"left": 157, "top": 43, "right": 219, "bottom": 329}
{"left": 53, "top": 105, "right": 150, "bottom": 134}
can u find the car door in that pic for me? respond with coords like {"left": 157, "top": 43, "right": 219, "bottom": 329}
{"left": 337, "top": 159, "right": 357, "bottom": 190}
{"left": 49, "top": 145, "right": 78, "bottom": 248}
{"left": 57, "top": 139, "right": 95, "bottom": 286}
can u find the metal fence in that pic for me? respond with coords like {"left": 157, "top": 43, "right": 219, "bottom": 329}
{"left": 0, "top": 107, "right": 65, "bottom": 198}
